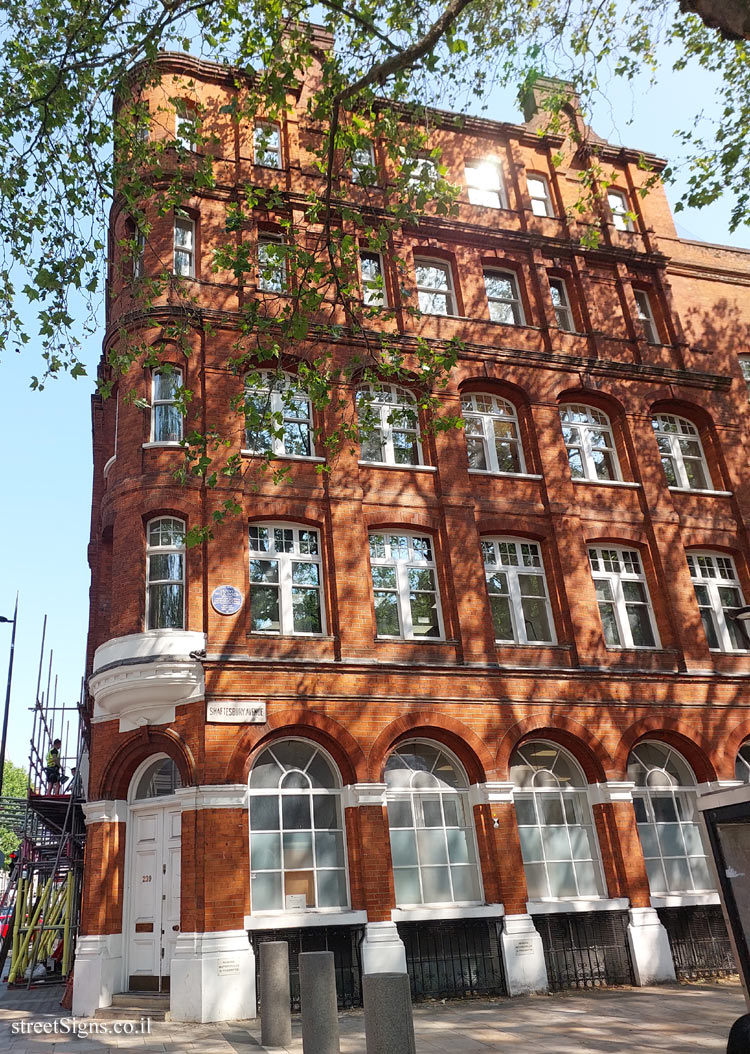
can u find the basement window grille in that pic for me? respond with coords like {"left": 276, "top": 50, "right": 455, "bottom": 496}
{"left": 396, "top": 918, "right": 507, "bottom": 1001}
{"left": 657, "top": 906, "right": 736, "bottom": 979}
{"left": 250, "top": 926, "right": 364, "bottom": 1010}
{"left": 534, "top": 911, "right": 634, "bottom": 991}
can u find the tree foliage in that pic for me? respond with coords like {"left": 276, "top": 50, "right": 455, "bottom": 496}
{"left": 0, "top": 0, "right": 748, "bottom": 538}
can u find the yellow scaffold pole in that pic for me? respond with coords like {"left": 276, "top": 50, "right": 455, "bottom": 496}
{"left": 9, "top": 875, "right": 51, "bottom": 983}
{"left": 61, "top": 872, "right": 73, "bottom": 976}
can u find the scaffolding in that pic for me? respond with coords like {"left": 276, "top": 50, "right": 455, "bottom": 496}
{"left": 0, "top": 618, "right": 87, "bottom": 988}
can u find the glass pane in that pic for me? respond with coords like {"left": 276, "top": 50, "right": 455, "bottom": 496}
{"left": 495, "top": 441, "right": 521, "bottom": 473}
{"left": 249, "top": 559, "right": 278, "bottom": 583}
{"left": 656, "top": 823, "right": 685, "bottom": 856}
{"left": 627, "top": 605, "right": 655, "bottom": 647}
{"left": 283, "top": 422, "right": 311, "bottom": 457}
{"left": 147, "top": 584, "right": 183, "bottom": 629}
{"left": 574, "top": 860, "right": 600, "bottom": 895}
{"left": 490, "top": 595, "right": 514, "bottom": 641}
{"left": 154, "top": 404, "right": 183, "bottom": 442}
{"left": 374, "top": 592, "right": 401, "bottom": 636}
{"left": 283, "top": 831, "right": 314, "bottom": 868}
{"left": 409, "top": 593, "right": 440, "bottom": 637}
{"left": 422, "top": 798, "right": 442, "bottom": 827}
{"left": 591, "top": 449, "right": 616, "bottom": 480}
{"left": 567, "top": 825, "right": 594, "bottom": 860}
{"left": 317, "top": 869, "right": 347, "bottom": 908}
{"left": 524, "top": 862, "right": 548, "bottom": 899}
{"left": 520, "top": 596, "right": 552, "bottom": 642}
{"left": 637, "top": 823, "right": 660, "bottom": 858}
{"left": 421, "top": 866, "right": 452, "bottom": 903}
{"left": 443, "top": 798, "right": 460, "bottom": 827}
{"left": 393, "top": 432, "right": 420, "bottom": 465}
{"left": 251, "top": 871, "right": 282, "bottom": 911}
{"left": 539, "top": 797, "right": 564, "bottom": 825}
{"left": 250, "top": 832, "right": 281, "bottom": 870}
{"left": 689, "top": 857, "right": 712, "bottom": 890}
{"left": 390, "top": 829, "right": 418, "bottom": 867}
{"left": 393, "top": 868, "right": 422, "bottom": 905}
{"left": 542, "top": 825, "right": 572, "bottom": 860}
{"left": 417, "top": 828, "right": 448, "bottom": 865}
{"left": 451, "top": 865, "right": 480, "bottom": 902}
{"left": 418, "top": 290, "right": 449, "bottom": 315}
{"left": 313, "top": 795, "right": 338, "bottom": 828}
{"left": 408, "top": 568, "right": 436, "bottom": 591}
{"left": 598, "top": 602, "right": 621, "bottom": 646}
{"left": 661, "top": 457, "right": 678, "bottom": 487}
{"left": 250, "top": 585, "right": 280, "bottom": 632}
{"left": 653, "top": 795, "right": 678, "bottom": 822}
{"left": 644, "top": 857, "right": 667, "bottom": 893}
{"left": 664, "top": 857, "right": 692, "bottom": 891}
{"left": 281, "top": 795, "right": 311, "bottom": 830}
{"left": 292, "top": 588, "right": 322, "bottom": 634}
{"left": 315, "top": 831, "right": 345, "bottom": 868}
{"left": 149, "top": 553, "right": 183, "bottom": 581}
{"left": 699, "top": 608, "right": 721, "bottom": 649}
{"left": 467, "top": 436, "right": 488, "bottom": 470}
{"left": 446, "top": 828, "right": 475, "bottom": 864}
{"left": 250, "top": 796, "right": 279, "bottom": 831}
{"left": 518, "top": 826, "right": 543, "bottom": 862}
{"left": 567, "top": 449, "right": 585, "bottom": 479}
{"left": 488, "top": 300, "right": 516, "bottom": 325}
{"left": 387, "top": 800, "right": 413, "bottom": 828}
{"left": 515, "top": 798, "right": 537, "bottom": 825}
{"left": 547, "top": 861, "right": 577, "bottom": 897}
{"left": 682, "top": 823, "right": 705, "bottom": 855}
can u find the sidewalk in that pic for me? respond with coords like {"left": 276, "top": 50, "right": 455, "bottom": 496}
{"left": 0, "top": 979, "right": 744, "bottom": 1053}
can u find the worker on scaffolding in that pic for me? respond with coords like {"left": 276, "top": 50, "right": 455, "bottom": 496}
{"left": 45, "top": 739, "right": 63, "bottom": 794}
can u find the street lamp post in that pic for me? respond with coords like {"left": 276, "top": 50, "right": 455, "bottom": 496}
{"left": 0, "top": 594, "right": 18, "bottom": 796}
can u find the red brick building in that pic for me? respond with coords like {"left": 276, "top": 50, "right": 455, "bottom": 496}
{"left": 73, "top": 43, "right": 750, "bottom": 1020}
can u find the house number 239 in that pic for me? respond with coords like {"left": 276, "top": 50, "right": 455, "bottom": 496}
{"left": 142, "top": 874, "right": 152, "bottom": 882}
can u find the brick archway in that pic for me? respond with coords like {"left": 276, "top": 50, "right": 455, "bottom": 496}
{"left": 612, "top": 717, "right": 718, "bottom": 783}
{"left": 496, "top": 716, "right": 611, "bottom": 783}
{"left": 98, "top": 727, "right": 196, "bottom": 800}
{"left": 368, "top": 712, "right": 494, "bottom": 784}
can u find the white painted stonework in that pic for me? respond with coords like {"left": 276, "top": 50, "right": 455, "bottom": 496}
{"left": 174, "top": 785, "right": 248, "bottom": 811}
{"left": 82, "top": 800, "right": 127, "bottom": 825}
{"left": 72, "top": 934, "right": 123, "bottom": 1016}
{"left": 170, "top": 930, "right": 256, "bottom": 1022}
{"left": 626, "top": 907, "right": 676, "bottom": 985}
{"left": 500, "top": 914, "right": 548, "bottom": 995}
{"left": 361, "top": 921, "right": 407, "bottom": 975}
{"left": 341, "top": 783, "right": 387, "bottom": 808}
{"left": 89, "top": 630, "right": 206, "bottom": 731}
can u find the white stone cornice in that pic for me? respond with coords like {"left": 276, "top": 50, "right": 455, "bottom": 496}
{"left": 341, "top": 783, "right": 387, "bottom": 808}
{"left": 697, "top": 780, "right": 744, "bottom": 795}
{"left": 89, "top": 630, "right": 206, "bottom": 731}
{"left": 82, "top": 800, "right": 127, "bottom": 825}
{"left": 589, "top": 781, "right": 637, "bottom": 806}
{"left": 469, "top": 781, "right": 515, "bottom": 806}
{"left": 175, "top": 785, "right": 248, "bottom": 811}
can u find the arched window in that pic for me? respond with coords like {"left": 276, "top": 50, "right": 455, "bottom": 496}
{"left": 385, "top": 741, "right": 482, "bottom": 906}
{"left": 248, "top": 523, "right": 325, "bottom": 635}
{"left": 151, "top": 368, "right": 183, "bottom": 443}
{"left": 248, "top": 740, "right": 347, "bottom": 913}
{"left": 510, "top": 742, "right": 605, "bottom": 900}
{"left": 687, "top": 551, "right": 749, "bottom": 652}
{"left": 559, "top": 404, "right": 621, "bottom": 482}
{"left": 244, "top": 372, "right": 314, "bottom": 458}
{"left": 460, "top": 392, "right": 525, "bottom": 474}
{"left": 651, "top": 414, "right": 712, "bottom": 491}
{"left": 146, "top": 517, "right": 185, "bottom": 630}
{"left": 628, "top": 741, "right": 712, "bottom": 894}
{"left": 133, "top": 756, "right": 183, "bottom": 800}
{"left": 735, "top": 744, "right": 750, "bottom": 782}
{"left": 356, "top": 385, "right": 422, "bottom": 466}
{"left": 481, "top": 538, "right": 555, "bottom": 644}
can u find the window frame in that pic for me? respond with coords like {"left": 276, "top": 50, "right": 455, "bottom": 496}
{"left": 248, "top": 523, "right": 326, "bottom": 637}
{"left": 686, "top": 551, "right": 749, "bottom": 653}
{"left": 651, "top": 413, "right": 713, "bottom": 491}
{"left": 511, "top": 741, "right": 607, "bottom": 901}
{"left": 360, "top": 250, "right": 387, "bottom": 308}
{"left": 413, "top": 257, "right": 457, "bottom": 317}
{"left": 150, "top": 368, "right": 184, "bottom": 444}
{"left": 248, "top": 739, "right": 349, "bottom": 915}
{"left": 351, "top": 140, "right": 376, "bottom": 185}
{"left": 559, "top": 404, "right": 622, "bottom": 483}
{"left": 460, "top": 392, "right": 526, "bottom": 476}
{"left": 484, "top": 268, "right": 525, "bottom": 326}
{"left": 549, "top": 276, "right": 574, "bottom": 332}
{"left": 528, "top": 174, "right": 553, "bottom": 218}
{"left": 588, "top": 545, "right": 660, "bottom": 650}
{"left": 481, "top": 537, "right": 556, "bottom": 645}
{"left": 173, "top": 215, "right": 195, "bottom": 278}
{"left": 464, "top": 159, "right": 507, "bottom": 209}
{"left": 257, "top": 233, "right": 287, "bottom": 293}
{"left": 633, "top": 289, "right": 659, "bottom": 344}
{"left": 356, "top": 384, "right": 422, "bottom": 467}
{"left": 607, "top": 189, "right": 635, "bottom": 232}
{"left": 253, "top": 121, "right": 282, "bottom": 169}
{"left": 243, "top": 371, "right": 315, "bottom": 459}
{"left": 145, "top": 516, "right": 186, "bottom": 631}
{"left": 739, "top": 357, "right": 750, "bottom": 398}
{"left": 368, "top": 532, "right": 444, "bottom": 640}
{"left": 175, "top": 105, "right": 199, "bottom": 152}
{"left": 385, "top": 740, "right": 483, "bottom": 908}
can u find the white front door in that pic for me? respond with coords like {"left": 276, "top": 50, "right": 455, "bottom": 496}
{"left": 127, "top": 803, "right": 181, "bottom": 991}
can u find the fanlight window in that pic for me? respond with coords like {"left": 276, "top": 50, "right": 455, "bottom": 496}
{"left": 134, "top": 757, "right": 183, "bottom": 800}
{"left": 628, "top": 741, "right": 712, "bottom": 894}
{"left": 385, "top": 741, "right": 482, "bottom": 907}
{"left": 510, "top": 742, "right": 605, "bottom": 899}
{"left": 248, "top": 741, "right": 347, "bottom": 913}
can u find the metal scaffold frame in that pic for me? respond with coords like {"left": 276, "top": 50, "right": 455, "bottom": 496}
{"left": 0, "top": 616, "right": 87, "bottom": 989}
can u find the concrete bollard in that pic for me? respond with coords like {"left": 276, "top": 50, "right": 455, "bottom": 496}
{"left": 299, "top": 950, "right": 340, "bottom": 1054}
{"left": 260, "top": 941, "right": 292, "bottom": 1048}
{"left": 363, "top": 972, "right": 416, "bottom": 1054}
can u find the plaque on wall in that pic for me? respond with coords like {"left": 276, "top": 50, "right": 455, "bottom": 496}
{"left": 206, "top": 700, "right": 267, "bottom": 724}
{"left": 211, "top": 585, "right": 243, "bottom": 615}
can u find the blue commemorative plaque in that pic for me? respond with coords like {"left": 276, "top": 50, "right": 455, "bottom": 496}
{"left": 211, "top": 584, "right": 243, "bottom": 615}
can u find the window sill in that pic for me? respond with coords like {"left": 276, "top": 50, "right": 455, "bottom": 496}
{"left": 244, "top": 910, "right": 367, "bottom": 931}
{"left": 494, "top": 640, "right": 558, "bottom": 648}
{"left": 668, "top": 486, "right": 732, "bottom": 497}
{"left": 358, "top": 461, "right": 436, "bottom": 472}
{"left": 708, "top": 648, "right": 750, "bottom": 655}
{"left": 392, "top": 903, "right": 504, "bottom": 922}
{"left": 142, "top": 441, "right": 182, "bottom": 450}
{"left": 527, "top": 898, "right": 629, "bottom": 915}
{"left": 468, "top": 470, "right": 543, "bottom": 480}
{"left": 649, "top": 892, "right": 719, "bottom": 909}
{"left": 241, "top": 451, "right": 326, "bottom": 463}
{"left": 248, "top": 633, "right": 333, "bottom": 641}
{"left": 375, "top": 636, "right": 449, "bottom": 644}
{"left": 572, "top": 478, "right": 640, "bottom": 489}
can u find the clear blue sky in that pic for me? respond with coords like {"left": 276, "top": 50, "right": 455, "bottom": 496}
{"left": 0, "top": 44, "right": 748, "bottom": 779}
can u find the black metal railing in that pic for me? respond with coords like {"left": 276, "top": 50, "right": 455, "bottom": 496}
{"left": 397, "top": 918, "right": 507, "bottom": 1001}
{"left": 657, "top": 906, "right": 736, "bottom": 979}
{"left": 535, "top": 911, "right": 634, "bottom": 991}
{"left": 250, "top": 925, "right": 365, "bottom": 1010}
